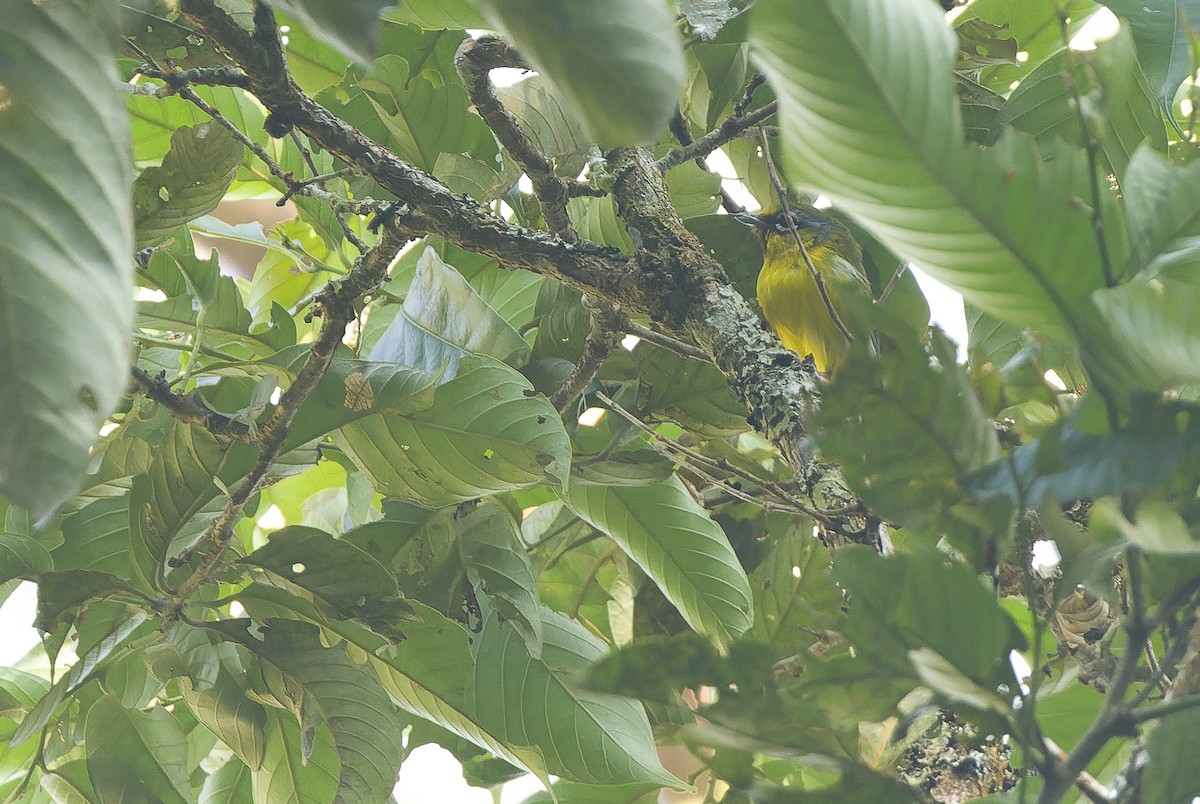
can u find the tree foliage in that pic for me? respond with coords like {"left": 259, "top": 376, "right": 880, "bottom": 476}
{"left": 4, "top": 0, "right": 1200, "bottom": 802}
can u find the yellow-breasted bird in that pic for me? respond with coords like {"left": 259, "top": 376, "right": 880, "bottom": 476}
{"left": 736, "top": 205, "right": 871, "bottom": 373}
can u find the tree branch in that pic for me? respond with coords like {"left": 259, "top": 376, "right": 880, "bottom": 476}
{"left": 656, "top": 101, "right": 777, "bottom": 171}
{"left": 455, "top": 35, "right": 578, "bottom": 242}
{"left": 550, "top": 298, "right": 624, "bottom": 412}
{"left": 178, "top": 0, "right": 825, "bottom": 475}
{"left": 130, "top": 366, "right": 253, "bottom": 441}
{"left": 168, "top": 227, "right": 407, "bottom": 608}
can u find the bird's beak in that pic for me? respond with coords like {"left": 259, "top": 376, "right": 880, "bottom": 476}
{"left": 733, "top": 211, "right": 763, "bottom": 227}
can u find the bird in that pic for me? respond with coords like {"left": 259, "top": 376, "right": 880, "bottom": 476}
{"left": 735, "top": 205, "right": 871, "bottom": 373}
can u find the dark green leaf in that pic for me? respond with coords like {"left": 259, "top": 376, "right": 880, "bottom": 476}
{"left": 133, "top": 122, "right": 242, "bottom": 247}
{"left": 1142, "top": 707, "right": 1200, "bottom": 801}
{"left": 817, "top": 325, "right": 1004, "bottom": 546}
{"left": 0, "top": 533, "right": 52, "bottom": 585}
{"left": 228, "top": 619, "right": 405, "bottom": 804}
{"left": 85, "top": 695, "right": 190, "bottom": 804}
{"left": 968, "top": 397, "right": 1200, "bottom": 506}
{"left": 253, "top": 708, "right": 340, "bottom": 803}
{"left": 180, "top": 672, "right": 267, "bottom": 770}
{"left": 457, "top": 503, "right": 544, "bottom": 657}
{"left": 834, "top": 548, "right": 1024, "bottom": 694}
{"left": 240, "top": 525, "right": 415, "bottom": 634}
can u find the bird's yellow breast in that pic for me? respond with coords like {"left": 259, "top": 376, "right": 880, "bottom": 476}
{"left": 756, "top": 235, "right": 868, "bottom": 373}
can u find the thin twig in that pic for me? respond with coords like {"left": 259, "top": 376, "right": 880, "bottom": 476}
{"left": 1041, "top": 737, "right": 1112, "bottom": 804}
{"left": 734, "top": 74, "right": 766, "bottom": 117}
{"left": 1054, "top": 11, "right": 1115, "bottom": 288}
{"left": 625, "top": 320, "right": 711, "bottom": 362}
{"left": 758, "top": 129, "right": 854, "bottom": 345}
{"left": 657, "top": 101, "right": 778, "bottom": 171}
{"left": 668, "top": 109, "right": 743, "bottom": 214}
{"left": 550, "top": 299, "right": 624, "bottom": 412}
{"left": 167, "top": 227, "right": 407, "bottom": 608}
{"left": 876, "top": 261, "right": 908, "bottom": 305}
{"left": 594, "top": 391, "right": 829, "bottom": 520}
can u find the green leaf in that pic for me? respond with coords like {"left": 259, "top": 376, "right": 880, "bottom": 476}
{"left": 1123, "top": 145, "right": 1200, "bottom": 277}
{"left": 39, "top": 759, "right": 96, "bottom": 804}
{"left": 816, "top": 327, "right": 1004, "bottom": 543}
{"left": 85, "top": 695, "right": 190, "bottom": 804}
{"left": 371, "top": 247, "right": 530, "bottom": 374}
{"left": 1092, "top": 496, "right": 1200, "bottom": 553}
{"left": 1103, "top": 0, "right": 1200, "bottom": 110}
{"left": 253, "top": 708, "right": 340, "bottom": 804}
{"left": 382, "top": 0, "right": 487, "bottom": 29}
{"left": 199, "top": 757, "right": 253, "bottom": 804}
{"left": 633, "top": 348, "right": 749, "bottom": 437}
{"left": 968, "top": 397, "right": 1200, "bottom": 505}
{"left": 1094, "top": 239, "right": 1200, "bottom": 388}
{"left": 1143, "top": 707, "right": 1200, "bottom": 802}
{"left": 179, "top": 672, "right": 267, "bottom": 770}
{"left": 354, "top": 54, "right": 493, "bottom": 172}
{"left": 228, "top": 619, "right": 405, "bottom": 804}
{"left": 236, "top": 584, "right": 555, "bottom": 789}
{"left": 144, "top": 420, "right": 229, "bottom": 552}
{"left": 583, "top": 632, "right": 724, "bottom": 702}
{"left": 457, "top": 503, "right": 544, "bottom": 657}
{"left": 34, "top": 571, "right": 134, "bottom": 632}
{"left": 336, "top": 356, "right": 570, "bottom": 506}
{"left": 271, "top": 0, "right": 392, "bottom": 63}
{"left": 495, "top": 76, "right": 593, "bottom": 179}
{"left": 834, "top": 548, "right": 1025, "bottom": 689}
{"left": 993, "top": 26, "right": 1166, "bottom": 180}
{"left": 240, "top": 525, "right": 415, "bottom": 635}
{"left": 0, "top": 0, "right": 133, "bottom": 519}
{"left": 563, "top": 475, "right": 753, "bottom": 650}
{"left": 133, "top": 122, "right": 242, "bottom": 247}
{"left": 281, "top": 18, "right": 352, "bottom": 94}
{"left": 748, "top": 0, "right": 1115, "bottom": 343}
{"left": 0, "top": 533, "right": 52, "bottom": 585}
{"left": 476, "top": 0, "right": 686, "bottom": 146}
{"left": 283, "top": 355, "right": 440, "bottom": 448}
{"left": 746, "top": 516, "right": 844, "bottom": 661}
{"left": 468, "top": 611, "right": 684, "bottom": 789}
{"left": 567, "top": 195, "right": 635, "bottom": 253}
